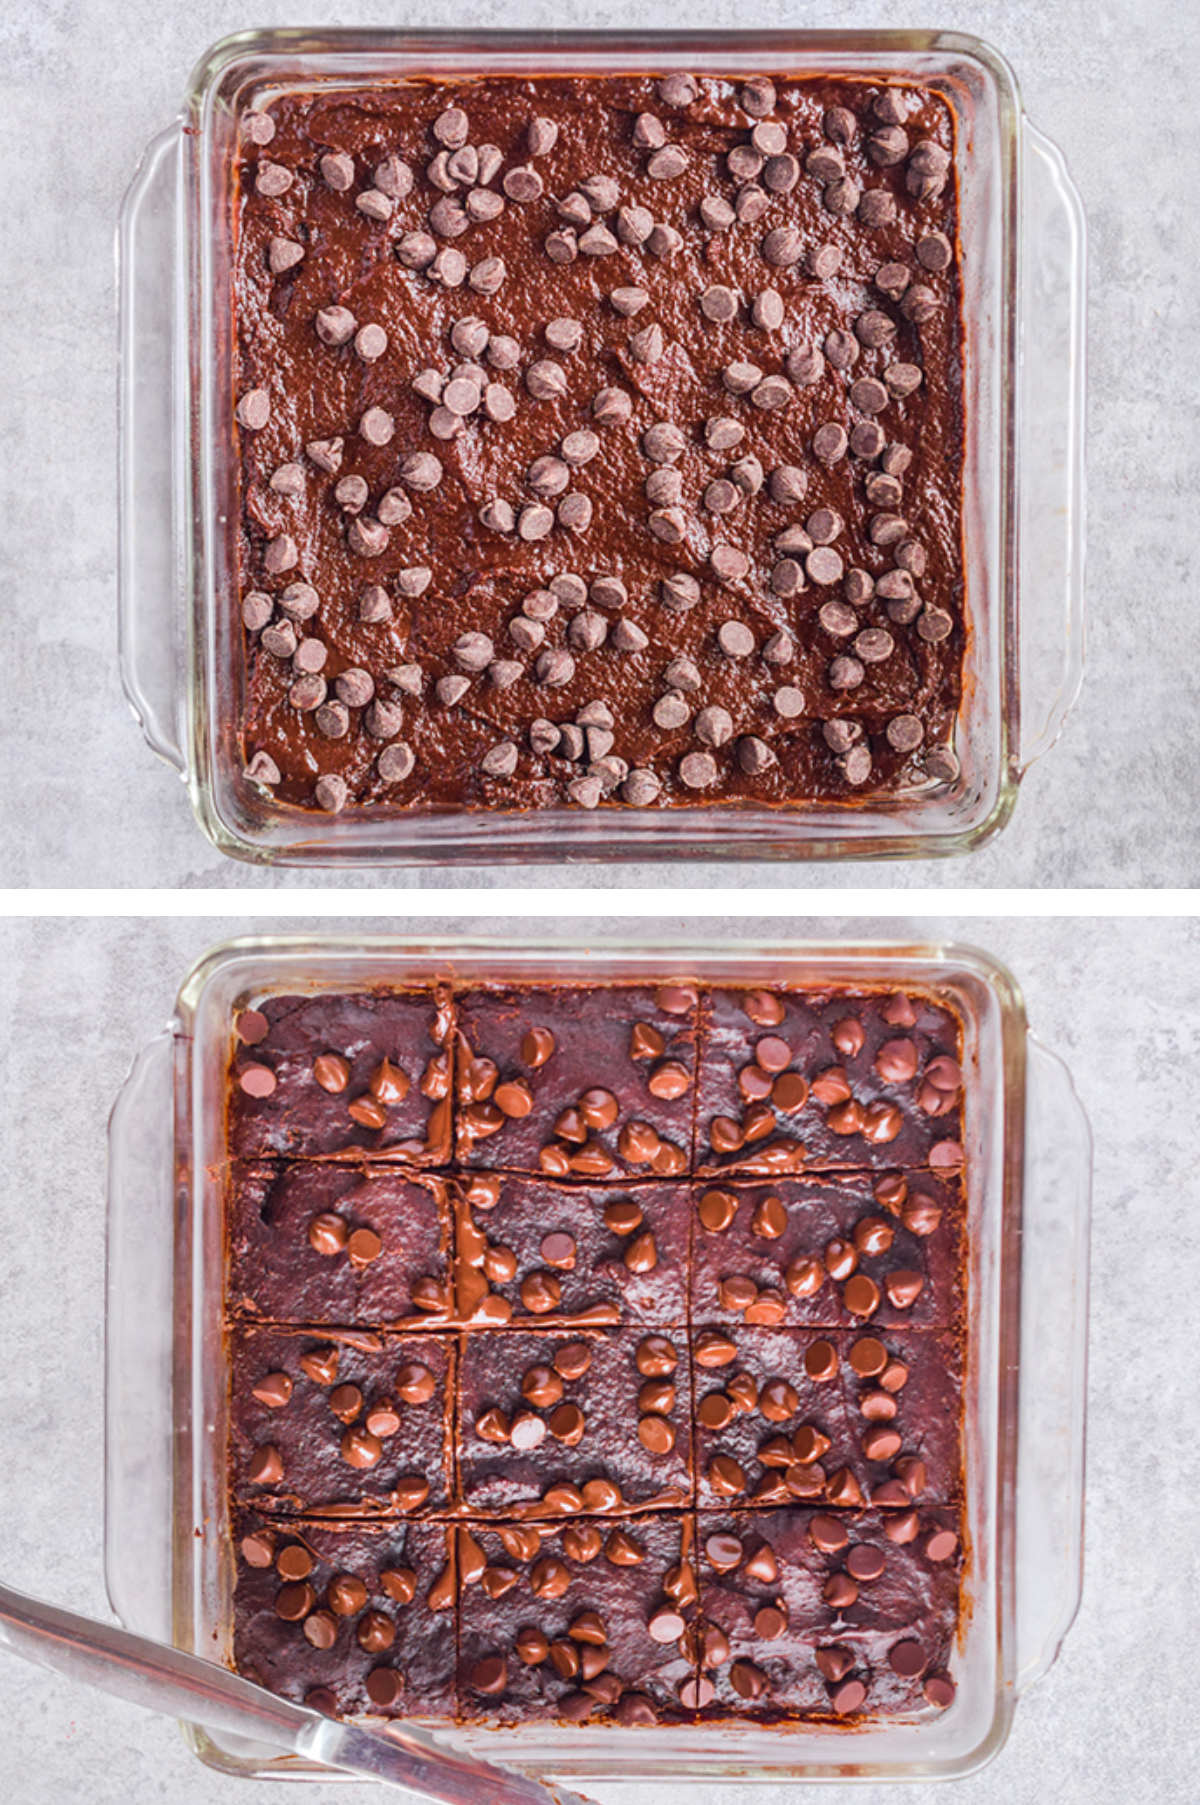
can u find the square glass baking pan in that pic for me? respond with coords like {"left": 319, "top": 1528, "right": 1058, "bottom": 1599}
{"left": 105, "top": 934, "right": 1090, "bottom": 1784}
{"left": 118, "top": 29, "right": 1086, "bottom": 866}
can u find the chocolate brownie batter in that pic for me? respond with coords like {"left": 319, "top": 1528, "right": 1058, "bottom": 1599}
{"left": 233, "top": 72, "right": 964, "bottom": 817}
{"left": 223, "top": 970, "right": 968, "bottom": 1726}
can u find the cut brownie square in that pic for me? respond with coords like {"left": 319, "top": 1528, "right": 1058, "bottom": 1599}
{"left": 454, "top": 982, "right": 698, "bottom": 1175}
{"left": 690, "top": 1172, "right": 963, "bottom": 1329}
{"left": 455, "top": 1173, "right": 690, "bottom": 1326}
{"left": 228, "top": 988, "right": 454, "bottom": 1161}
{"left": 457, "top": 1515, "right": 698, "bottom": 1724}
{"left": 229, "top": 1327, "right": 454, "bottom": 1515}
{"left": 696, "top": 986, "right": 963, "bottom": 1175}
{"left": 233, "top": 1511, "right": 455, "bottom": 1718}
{"left": 696, "top": 1507, "right": 961, "bottom": 1719}
{"left": 693, "top": 1325, "right": 854, "bottom": 1510}
{"left": 457, "top": 1327, "right": 692, "bottom": 1517}
{"left": 227, "top": 1162, "right": 453, "bottom": 1326}
{"left": 692, "top": 1326, "right": 960, "bottom": 1511}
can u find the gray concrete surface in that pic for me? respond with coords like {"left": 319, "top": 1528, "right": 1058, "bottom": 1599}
{"left": 1, "top": 0, "right": 1197, "bottom": 887}
{"left": 0, "top": 913, "right": 1196, "bottom": 1804}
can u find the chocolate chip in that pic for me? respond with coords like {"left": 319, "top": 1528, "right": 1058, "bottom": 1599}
{"left": 580, "top": 222, "right": 620, "bottom": 256}
{"left": 267, "top": 236, "right": 304, "bottom": 275}
{"left": 375, "top": 153, "right": 414, "bottom": 199}
{"left": 785, "top": 344, "right": 824, "bottom": 386}
{"left": 558, "top": 493, "right": 593, "bottom": 532}
{"left": 255, "top": 160, "right": 292, "bottom": 197}
{"left": 761, "top": 226, "right": 803, "bottom": 268}
{"left": 819, "top": 601, "right": 857, "bottom": 639}
{"left": 679, "top": 750, "right": 718, "bottom": 789}
{"left": 469, "top": 256, "right": 506, "bottom": 294}
{"left": 734, "top": 130, "right": 773, "bottom": 179}
{"left": 653, "top": 691, "right": 690, "bottom": 731}
{"left": 628, "top": 322, "right": 665, "bottom": 363}
{"left": 592, "top": 385, "right": 633, "bottom": 424}
{"left": 917, "top": 231, "right": 953, "bottom": 272}
{"left": 263, "top": 620, "right": 299, "bottom": 663}
{"left": 642, "top": 420, "right": 688, "bottom": 463}
{"left": 858, "top": 188, "right": 897, "bottom": 227}
{"left": 647, "top": 144, "right": 689, "bottom": 180}
{"left": 334, "top": 475, "right": 368, "bottom": 515}
{"left": 901, "top": 284, "right": 940, "bottom": 324}
{"left": 773, "top": 685, "right": 805, "bottom": 719}
{"left": 356, "top": 187, "right": 394, "bottom": 223}
{"left": 694, "top": 705, "right": 734, "bottom": 748}
{"left": 717, "top": 621, "right": 755, "bottom": 659}
{"left": 314, "top": 148, "right": 353, "bottom": 189}
{"left": 699, "top": 193, "right": 736, "bottom": 231}
{"left": 527, "top": 115, "right": 558, "bottom": 155}
{"left": 616, "top": 204, "right": 653, "bottom": 246}
{"left": 235, "top": 389, "right": 270, "bottom": 430}
{"left": 711, "top": 545, "right": 749, "bottom": 584}
{"left": 656, "top": 73, "right": 698, "bottom": 107}
{"left": 849, "top": 377, "right": 889, "bottom": 416}
{"left": 918, "top": 606, "right": 954, "bottom": 643}
{"left": 616, "top": 767, "right": 657, "bottom": 807}
{"left": 812, "top": 423, "right": 848, "bottom": 465}
{"left": 737, "top": 735, "right": 776, "bottom": 775}
{"left": 750, "top": 374, "right": 793, "bottom": 411}
{"left": 376, "top": 742, "right": 414, "bottom": 783}
{"left": 313, "top": 774, "right": 348, "bottom": 813}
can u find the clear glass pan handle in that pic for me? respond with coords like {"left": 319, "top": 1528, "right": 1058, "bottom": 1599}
{"left": 117, "top": 122, "right": 188, "bottom": 774}
{"left": 1014, "top": 1035, "right": 1092, "bottom": 1691}
{"left": 1016, "top": 120, "right": 1087, "bottom": 770}
{"left": 105, "top": 1029, "right": 178, "bottom": 1636}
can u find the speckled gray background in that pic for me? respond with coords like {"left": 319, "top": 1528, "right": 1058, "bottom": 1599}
{"left": 0, "top": 0, "right": 1197, "bottom": 888}
{"left": 0, "top": 913, "right": 1196, "bottom": 1804}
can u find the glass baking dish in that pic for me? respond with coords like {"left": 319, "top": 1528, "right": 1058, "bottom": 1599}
{"left": 105, "top": 934, "right": 1090, "bottom": 1785}
{"left": 118, "top": 29, "right": 1086, "bottom": 866}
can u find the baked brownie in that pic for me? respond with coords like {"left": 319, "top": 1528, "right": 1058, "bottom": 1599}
{"left": 691, "top": 1326, "right": 961, "bottom": 1510}
{"left": 455, "top": 1172, "right": 691, "bottom": 1325}
{"left": 690, "top": 1172, "right": 963, "bottom": 1329}
{"left": 221, "top": 967, "right": 970, "bottom": 1728}
{"left": 233, "top": 1511, "right": 456, "bottom": 1717}
{"left": 457, "top": 1328, "right": 692, "bottom": 1517}
{"left": 457, "top": 1515, "right": 698, "bottom": 1723}
{"left": 695, "top": 985, "right": 964, "bottom": 1173}
{"left": 229, "top": 990, "right": 454, "bottom": 1161}
{"left": 227, "top": 1162, "right": 453, "bottom": 1326}
{"left": 229, "top": 1327, "right": 454, "bottom": 1515}
{"left": 454, "top": 981, "right": 698, "bottom": 1175}
{"left": 695, "top": 1506, "right": 961, "bottom": 1718}
{"left": 233, "top": 74, "right": 964, "bottom": 818}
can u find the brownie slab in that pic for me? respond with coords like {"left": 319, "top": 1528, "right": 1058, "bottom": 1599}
{"left": 692, "top": 1326, "right": 961, "bottom": 1510}
{"left": 696, "top": 985, "right": 964, "bottom": 1174}
{"left": 457, "top": 1327, "right": 692, "bottom": 1516}
{"left": 454, "top": 982, "right": 698, "bottom": 1175}
{"left": 229, "top": 1327, "right": 454, "bottom": 1514}
{"left": 455, "top": 1173, "right": 690, "bottom": 1326}
{"left": 696, "top": 1506, "right": 960, "bottom": 1718}
{"left": 227, "top": 1162, "right": 453, "bottom": 1326}
{"left": 233, "top": 74, "right": 965, "bottom": 818}
{"left": 457, "top": 1515, "right": 698, "bottom": 1723}
{"left": 228, "top": 989, "right": 454, "bottom": 1161}
{"left": 690, "top": 1172, "right": 963, "bottom": 1329}
{"left": 233, "top": 1512, "right": 455, "bottom": 1718}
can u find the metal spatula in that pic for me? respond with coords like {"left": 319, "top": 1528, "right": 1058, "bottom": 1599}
{"left": 0, "top": 1581, "right": 592, "bottom": 1804}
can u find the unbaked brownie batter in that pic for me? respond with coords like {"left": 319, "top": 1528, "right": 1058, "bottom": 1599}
{"left": 233, "top": 72, "right": 965, "bottom": 816}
